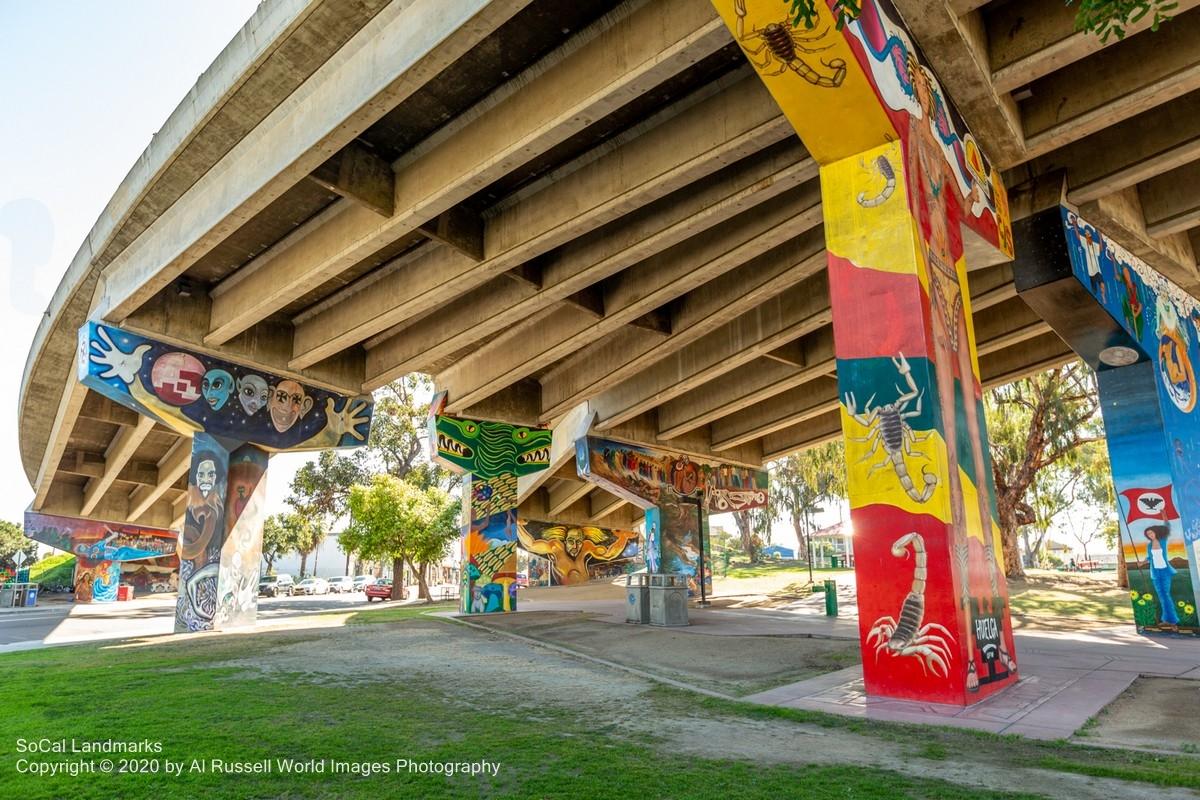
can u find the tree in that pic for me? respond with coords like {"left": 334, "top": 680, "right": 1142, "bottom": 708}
{"left": 342, "top": 475, "right": 458, "bottom": 602}
{"left": 368, "top": 375, "right": 455, "bottom": 491}
{"left": 770, "top": 442, "right": 846, "bottom": 582}
{"left": 261, "top": 513, "right": 305, "bottom": 575}
{"left": 732, "top": 503, "right": 775, "bottom": 564}
{"left": 288, "top": 449, "right": 369, "bottom": 573}
{"left": 0, "top": 520, "right": 37, "bottom": 572}
{"left": 782, "top": 0, "right": 1177, "bottom": 42}
{"left": 987, "top": 362, "right": 1101, "bottom": 579}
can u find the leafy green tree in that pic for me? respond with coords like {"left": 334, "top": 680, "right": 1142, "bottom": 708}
{"left": 342, "top": 476, "right": 458, "bottom": 601}
{"left": 769, "top": 441, "right": 846, "bottom": 581}
{"left": 261, "top": 513, "right": 306, "bottom": 575}
{"left": 368, "top": 375, "right": 455, "bottom": 491}
{"left": 987, "top": 362, "right": 1101, "bottom": 579}
{"left": 782, "top": 0, "right": 1177, "bottom": 42}
{"left": 0, "top": 520, "right": 37, "bottom": 572}
{"left": 288, "top": 449, "right": 369, "bottom": 573}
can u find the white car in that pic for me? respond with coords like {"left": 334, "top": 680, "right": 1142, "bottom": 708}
{"left": 293, "top": 577, "right": 330, "bottom": 596}
{"left": 327, "top": 576, "right": 354, "bottom": 593}
{"left": 351, "top": 575, "right": 375, "bottom": 591}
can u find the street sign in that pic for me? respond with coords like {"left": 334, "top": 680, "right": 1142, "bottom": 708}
{"left": 13, "top": 550, "right": 26, "bottom": 567}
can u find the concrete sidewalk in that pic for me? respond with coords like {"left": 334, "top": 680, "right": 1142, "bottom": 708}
{"left": 508, "top": 594, "right": 1200, "bottom": 740}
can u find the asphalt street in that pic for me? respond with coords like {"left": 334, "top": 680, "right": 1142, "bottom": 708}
{"left": 0, "top": 589, "right": 441, "bottom": 651}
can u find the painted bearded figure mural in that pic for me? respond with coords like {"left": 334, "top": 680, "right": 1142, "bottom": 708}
{"left": 176, "top": 447, "right": 227, "bottom": 630}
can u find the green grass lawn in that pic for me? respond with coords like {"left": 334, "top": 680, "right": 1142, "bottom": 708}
{"left": 1007, "top": 572, "right": 1133, "bottom": 624}
{"left": 722, "top": 559, "right": 853, "bottom": 581}
{"left": 0, "top": 615, "right": 1193, "bottom": 799}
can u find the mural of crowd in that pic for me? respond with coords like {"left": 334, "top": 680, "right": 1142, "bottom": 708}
{"left": 24, "top": 512, "right": 179, "bottom": 604}
{"left": 1063, "top": 209, "right": 1200, "bottom": 634}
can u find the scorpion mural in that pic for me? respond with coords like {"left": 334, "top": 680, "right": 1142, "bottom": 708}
{"left": 734, "top": 0, "right": 847, "bottom": 88}
{"left": 856, "top": 154, "right": 895, "bottom": 207}
{"left": 844, "top": 353, "right": 937, "bottom": 503}
{"left": 867, "top": 532, "right": 956, "bottom": 677}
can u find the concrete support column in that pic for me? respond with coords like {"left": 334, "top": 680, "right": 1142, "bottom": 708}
{"left": 176, "top": 435, "right": 269, "bottom": 632}
{"left": 73, "top": 557, "right": 120, "bottom": 603}
{"left": 430, "top": 403, "right": 552, "bottom": 614}
{"left": 77, "top": 321, "right": 372, "bottom": 632}
{"left": 825, "top": 139, "right": 1017, "bottom": 705}
{"left": 575, "top": 436, "right": 767, "bottom": 597}
{"left": 1098, "top": 363, "right": 1200, "bottom": 632}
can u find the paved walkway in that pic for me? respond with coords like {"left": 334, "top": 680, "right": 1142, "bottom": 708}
{"left": 506, "top": 593, "right": 1200, "bottom": 740}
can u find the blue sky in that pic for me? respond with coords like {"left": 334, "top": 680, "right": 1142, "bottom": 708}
{"left": 0, "top": 1, "right": 282, "bottom": 527}
{"left": 0, "top": 1, "right": 821, "bottom": 555}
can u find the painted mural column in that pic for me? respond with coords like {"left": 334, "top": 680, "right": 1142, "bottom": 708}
{"left": 77, "top": 321, "right": 373, "bottom": 632}
{"left": 429, "top": 393, "right": 552, "bottom": 613}
{"left": 711, "top": 0, "right": 1018, "bottom": 704}
{"left": 25, "top": 511, "right": 178, "bottom": 604}
{"left": 575, "top": 436, "right": 769, "bottom": 597}
{"left": 1052, "top": 210, "right": 1200, "bottom": 634}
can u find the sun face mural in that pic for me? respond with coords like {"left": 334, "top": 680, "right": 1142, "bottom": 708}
{"left": 517, "top": 521, "right": 639, "bottom": 585}
{"left": 77, "top": 321, "right": 373, "bottom": 451}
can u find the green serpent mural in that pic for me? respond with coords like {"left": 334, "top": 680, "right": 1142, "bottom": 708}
{"left": 434, "top": 416, "right": 552, "bottom": 479}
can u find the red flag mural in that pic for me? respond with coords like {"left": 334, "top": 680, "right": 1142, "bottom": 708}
{"left": 1119, "top": 486, "right": 1179, "bottom": 523}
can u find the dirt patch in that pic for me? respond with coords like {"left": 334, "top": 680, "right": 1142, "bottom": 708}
{"left": 1081, "top": 676, "right": 1200, "bottom": 753}
{"left": 211, "top": 616, "right": 1186, "bottom": 800}
{"left": 470, "top": 610, "right": 860, "bottom": 696}
{"left": 215, "top": 619, "right": 645, "bottom": 706}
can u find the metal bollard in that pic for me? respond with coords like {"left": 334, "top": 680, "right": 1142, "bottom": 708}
{"left": 824, "top": 579, "right": 838, "bottom": 616}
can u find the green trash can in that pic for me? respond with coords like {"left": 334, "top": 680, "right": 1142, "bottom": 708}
{"left": 823, "top": 579, "right": 838, "bottom": 616}
{"left": 830, "top": 555, "right": 841, "bottom": 569}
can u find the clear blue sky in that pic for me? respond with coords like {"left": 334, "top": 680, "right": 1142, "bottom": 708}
{"left": 0, "top": 1, "right": 290, "bottom": 528}
{"left": 0, "top": 1, "right": 823, "bottom": 553}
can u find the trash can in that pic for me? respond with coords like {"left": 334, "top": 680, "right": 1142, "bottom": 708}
{"left": 625, "top": 574, "right": 649, "bottom": 624}
{"left": 23, "top": 584, "right": 38, "bottom": 607}
{"left": 0, "top": 584, "right": 16, "bottom": 608}
{"left": 830, "top": 555, "right": 842, "bottom": 569}
{"left": 117, "top": 584, "right": 134, "bottom": 602}
{"left": 648, "top": 574, "right": 689, "bottom": 627}
{"left": 823, "top": 579, "right": 838, "bottom": 617}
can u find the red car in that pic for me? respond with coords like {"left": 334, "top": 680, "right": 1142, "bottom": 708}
{"left": 365, "top": 579, "right": 405, "bottom": 602}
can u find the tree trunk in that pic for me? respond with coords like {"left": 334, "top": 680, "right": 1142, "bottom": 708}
{"left": 996, "top": 505, "right": 1025, "bottom": 579}
{"left": 391, "top": 557, "right": 405, "bottom": 600}
{"left": 416, "top": 562, "right": 431, "bottom": 602}
{"left": 264, "top": 553, "right": 275, "bottom": 574}
{"left": 1117, "top": 554, "right": 1128, "bottom": 588}
{"left": 733, "top": 511, "right": 758, "bottom": 563}
{"left": 299, "top": 552, "right": 309, "bottom": 579}
{"left": 344, "top": 550, "right": 351, "bottom": 574}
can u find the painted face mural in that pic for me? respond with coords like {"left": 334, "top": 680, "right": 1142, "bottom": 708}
{"left": 78, "top": 322, "right": 373, "bottom": 450}
{"left": 268, "top": 380, "right": 314, "bottom": 433}
{"left": 517, "top": 521, "right": 639, "bottom": 586}
{"left": 196, "top": 459, "right": 217, "bottom": 498}
{"left": 201, "top": 368, "right": 233, "bottom": 411}
{"left": 237, "top": 374, "right": 269, "bottom": 416}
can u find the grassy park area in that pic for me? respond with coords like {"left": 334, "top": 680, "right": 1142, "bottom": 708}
{"left": 2, "top": 612, "right": 1196, "bottom": 800}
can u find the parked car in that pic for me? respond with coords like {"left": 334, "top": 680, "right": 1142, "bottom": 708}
{"left": 365, "top": 579, "right": 401, "bottom": 602}
{"left": 293, "top": 577, "right": 330, "bottom": 596}
{"left": 258, "top": 574, "right": 295, "bottom": 597}
{"left": 352, "top": 575, "right": 375, "bottom": 591}
{"left": 327, "top": 576, "right": 354, "bottom": 593}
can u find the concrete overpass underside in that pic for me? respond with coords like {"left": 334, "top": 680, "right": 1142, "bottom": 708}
{"left": 20, "top": 0, "right": 1200, "bottom": 537}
